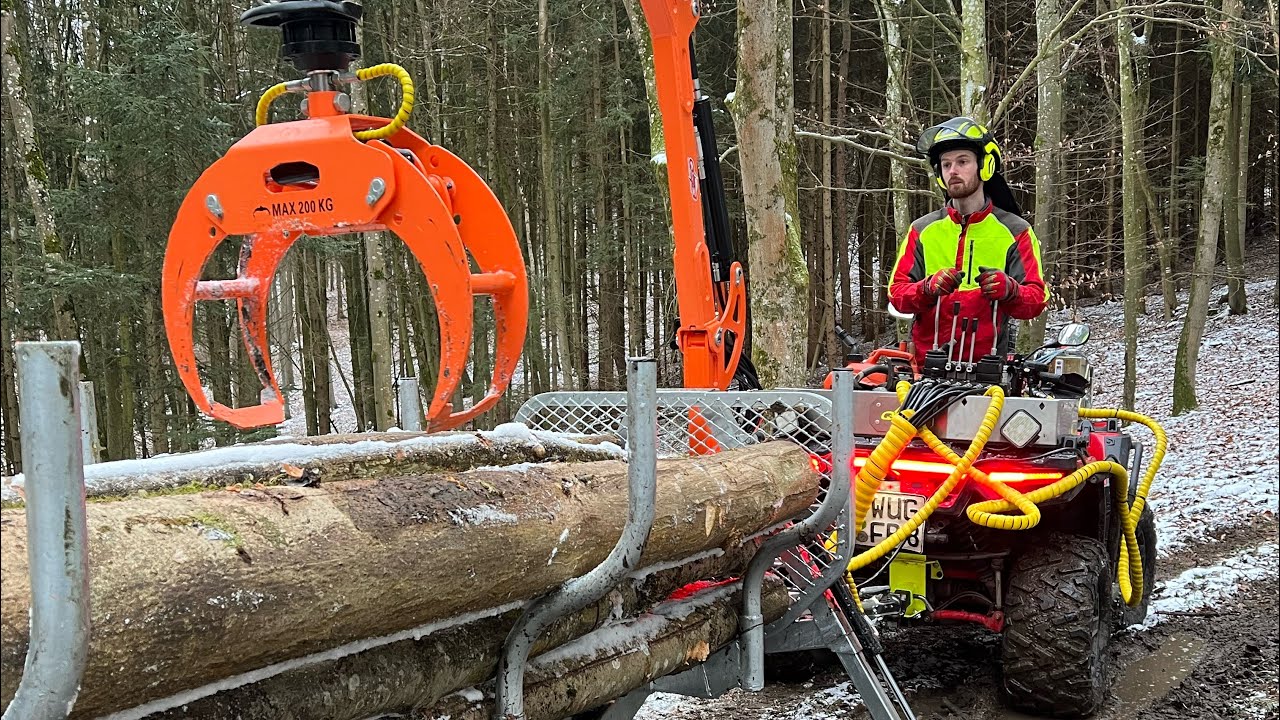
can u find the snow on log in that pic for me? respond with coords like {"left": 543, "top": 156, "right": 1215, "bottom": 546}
{"left": 0, "top": 441, "right": 817, "bottom": 718}
{"left": 0, "top": 423, "right": 625, "bottom": 504}
{"left": 116, "top": 546, "right": 759, "bottom": 720}
{"left": 419, "top": 578, "right": 791, "bottom": 720}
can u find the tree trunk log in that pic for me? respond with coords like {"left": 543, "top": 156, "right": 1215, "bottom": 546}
{"left": 419, "top": 579, "right": 791, "bottom": 720}
{"left": 1, "top": 442, "right": 817, "bottom": 717}
{"left": 2, "top": 428, "right": 625, "bottom": 504}
{"left": 130, "top": 545, "right": 760, "bottom": 720}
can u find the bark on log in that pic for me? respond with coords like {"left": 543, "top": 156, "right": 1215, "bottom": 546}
{"left": 0, "top": 442, "right": 817, "bottom": 718}
{"left": 419, "top": 579, "right": 791, "bottom": 720}
{"left": 130, "top": 545, "right": 759, "bottom": 720}
{"left": 1, "top": 426, "right": 624, "bottom": 504}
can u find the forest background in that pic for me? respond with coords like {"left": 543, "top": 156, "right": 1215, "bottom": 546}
{"left": 1, "top": 0, "right": 1276, "bottom": 472}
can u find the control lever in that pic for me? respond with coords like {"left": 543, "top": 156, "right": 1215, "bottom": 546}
{"left": 946, "top": 302, "right": 961, "bottom": 369}
{"left": 967, "top": 319, "right": 979, "bottom": 370}
{"left": 933, "top": 299, "right": 942, "bottom": 350}
{"left": 989, "top": 300, "right": 1000, "bottom": 356}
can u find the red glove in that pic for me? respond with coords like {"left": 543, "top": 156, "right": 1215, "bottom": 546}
{"left": 978, "top": 266, "right": 1019, "bottom": 301}
{"left": 923, "top": 268, "right": 964, "bottom": 296}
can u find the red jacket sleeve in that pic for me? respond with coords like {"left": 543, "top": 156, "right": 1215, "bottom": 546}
{"left": 1002, "top": 228, "right": 1049, "bottom": 320}
{"left": 889, "top": 227, "right": 931, "bottom": 315}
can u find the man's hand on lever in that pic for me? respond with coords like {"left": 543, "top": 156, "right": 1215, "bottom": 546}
{"left": 923, "top": 268, "right": 964, "bottom": 296}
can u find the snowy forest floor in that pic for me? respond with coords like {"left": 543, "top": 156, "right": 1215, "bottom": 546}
{"left": 633, "top": 253, "right": 1280, "bottom": 720}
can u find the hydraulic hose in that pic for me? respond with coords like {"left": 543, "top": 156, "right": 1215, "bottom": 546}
{"left": 352, "top": 63, "right": 415, "bottom": 141}
{"left": 255, "top": 81, "right": 291, "bottom": 127}
{"left": 253, "top": 63, "right": 415, "bottom": 142}
{"left": 1079, "top": 407, "right": 1167, "bottom": 519}
{"left": 845, "top": 382, "right": 1162, "bottom": 608}
{"left": 847, "top": 386, "right": 1005, "bottom": 573}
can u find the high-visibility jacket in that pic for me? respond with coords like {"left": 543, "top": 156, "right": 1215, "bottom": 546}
{"left": 889, "top": 200, "right": 1048, "bottom": 366}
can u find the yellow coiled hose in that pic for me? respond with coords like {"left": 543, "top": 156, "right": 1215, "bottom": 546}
{"left": 352, "top": 63, "right": 415, "bottom": 141}
{"left": 846, "top": 386, "right": 1005, "bottom": 573}
{"left": 843, "top": 381, "right": 1166, "bottom": 607}
{"left": 255, "top": 81, "right": 291, "bottom": 127}
{"left": 253, "top": 63, "right": 415, "bottom": 142}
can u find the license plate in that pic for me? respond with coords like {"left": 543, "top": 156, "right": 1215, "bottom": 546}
{"left": 856, "top": 491, "right": 926, "bottom": 553}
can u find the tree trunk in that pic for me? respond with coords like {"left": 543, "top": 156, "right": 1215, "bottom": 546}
{"left": 1115, "top": 1, "right": 1147, "bottom": 412}
{"left": 539, "top": 0, "right": 572, "bottom": 388}
{"left": 1167, "top": 25, "right": 1183, "bottom": 288}
{"left": 960, "top": 0, "right": 988, "bottom": 120}
{"left": 1225, "top": 79, "right": 1249, "bottom": 315}
{"left": 0, "top": 306, "right": 16, "bottom": 476}
{"left": 419, "top": 581, "right": 791, "bottom": 720}
{"left": 858, "top": 190, "right": 877, "bottom": 340}
{"left": 1, "top": 442, "right": 818, "bottom": 718}
{"left": 364, "top": 233, "right": 397, "bottom": 429}
{"left": 412, "top": 0, "right": 443, "bottom": 142}
{"left": 299, "top": 250, "right": 333, "bottom": 435}
{"left": 876, "top": 0, "right": 911, "bottom": 244}
{"left": 820, "top": 8, "right": 837, "bottom": 370}
{"left": 729, "top": 0, "right": 809, "bottom": 387}
{"left": 1172, "top": 0, "right": 1239, "bottom": 414}
{"left": 1027, "top": 0, "right": 1065, "bottom": 350}
{"left": 620, "top": 0, "right": 662, "bottom": 366}
{"left": 835, "top": 0, "right": 853, "bottom": 339}
{"left": 594, "top": 63, "right": 619, "bottom": 391}
{"left": 145, "top": 302, "right": 171, "bottom": 456}
{"left": 0, "top": 8, "right": 75, "bottom": 341}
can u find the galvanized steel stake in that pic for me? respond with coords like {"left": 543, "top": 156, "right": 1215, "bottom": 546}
{"left": 495, "top": 357, "right": 658, "bottom": 719}
{"left": 3, "top": 342, "right": 91, "bottom": 720}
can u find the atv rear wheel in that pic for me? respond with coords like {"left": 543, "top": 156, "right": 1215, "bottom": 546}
{"left": 1118, "top": 506, "right": 1157, "bottom": 628}
{"left": 1000, "top": 534, "right": 1111, "bottom": 718}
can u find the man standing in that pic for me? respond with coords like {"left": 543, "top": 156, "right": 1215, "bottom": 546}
{"left": 889, "top": 116, "right": 1049, "bottom": 366}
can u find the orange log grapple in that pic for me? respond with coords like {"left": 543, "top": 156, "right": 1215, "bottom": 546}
{"left": 162, "top": 0, "right": 527, "bottom": 431}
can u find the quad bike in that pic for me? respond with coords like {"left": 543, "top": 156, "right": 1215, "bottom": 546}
{"left": 802, "top": 314, "right": 1164, "bottom": 718}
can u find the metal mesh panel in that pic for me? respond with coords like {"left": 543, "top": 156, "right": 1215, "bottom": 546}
{"left": 515, "top": 390, "right": 834, "bottom": 458}
{"left": 515, "top": 389, "right": 844, "bottom": 600}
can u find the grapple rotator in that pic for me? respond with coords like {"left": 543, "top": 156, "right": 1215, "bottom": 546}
{"left": 162, "top": 0, "right": 527, "bottom": 431}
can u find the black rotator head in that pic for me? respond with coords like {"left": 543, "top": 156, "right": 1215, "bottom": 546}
{"left": 241, "top": 1, "right": 363, "bottom": 73}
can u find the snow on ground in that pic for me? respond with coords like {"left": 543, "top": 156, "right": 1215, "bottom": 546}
{"left": 278, "top": 296, "right": 360, "bottom": 436}
{"left": 1136, "top": 542, "right": 1279, "bottom": 630}
{"left": 1051, "top": 276, "right": 1280, "bottom": 554}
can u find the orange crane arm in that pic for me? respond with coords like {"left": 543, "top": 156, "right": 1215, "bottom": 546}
{"left": 638, "top": 0, "right": 752, "bottom": 391}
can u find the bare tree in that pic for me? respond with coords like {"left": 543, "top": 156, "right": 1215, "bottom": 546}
{"left": 1172, "top": 0, "right": 1241, "bottom": 414}
{"left": 729, "top": 0, "right": 809, "bottom": 386}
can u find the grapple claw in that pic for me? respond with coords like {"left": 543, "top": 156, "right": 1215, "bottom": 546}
{"left": 163, "top": 110, "right": 526, "bottom": 432}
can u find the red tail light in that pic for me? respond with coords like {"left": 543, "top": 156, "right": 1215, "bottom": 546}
{"left": 808, "top": 450, "right": 1066, "bottom": 508}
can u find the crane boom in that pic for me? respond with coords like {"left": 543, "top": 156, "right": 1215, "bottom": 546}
{"left": 638, "top": 0, "right": 753, "bottom": 390}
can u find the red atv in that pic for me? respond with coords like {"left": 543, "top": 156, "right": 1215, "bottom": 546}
{"left": 807, "top": 321, "right": 1159, "bottom": 718}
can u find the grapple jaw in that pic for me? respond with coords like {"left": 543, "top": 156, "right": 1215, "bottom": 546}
{"left": 163, "top": 111, "right": 527, "bottom": 431}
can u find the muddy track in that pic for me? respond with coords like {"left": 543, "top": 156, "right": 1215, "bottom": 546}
{"left": 638, "top": 518, "right": 1279, "bottom": 720}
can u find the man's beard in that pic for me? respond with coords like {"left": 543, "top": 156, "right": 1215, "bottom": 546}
{"left": 948, "top": 176, "right": 981, "bottom": 200}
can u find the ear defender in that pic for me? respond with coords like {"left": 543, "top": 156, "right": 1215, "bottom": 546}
{"left": 980, "top": 140, "right": 999, "bottom": 181}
